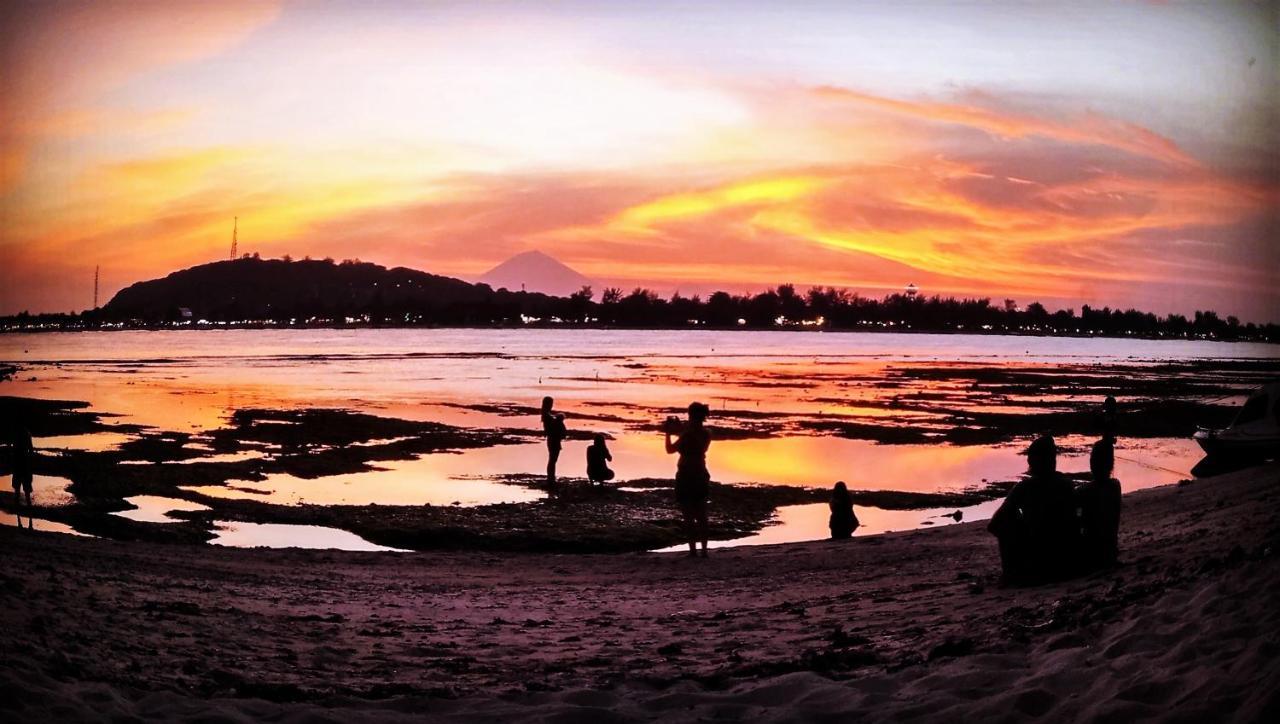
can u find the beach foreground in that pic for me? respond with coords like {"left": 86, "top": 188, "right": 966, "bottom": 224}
{"left": 3, "top": 463, "right": 1278, "bottom": 722}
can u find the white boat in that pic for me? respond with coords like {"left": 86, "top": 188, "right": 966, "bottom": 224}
{"left": 1194, "top": 382, "right": 1280, "bottom": 458}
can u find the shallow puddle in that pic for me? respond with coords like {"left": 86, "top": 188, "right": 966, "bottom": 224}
{"left": 14, "top": 474, "right": 77, "bottom": 507}
{"left": 36, "top": 432, "right": 135, "bottom": 452}
{"left": 0, "top": 512, "right": 88, "bottom": 536}
{"left": 113, "top": 495, "right": 212, "bottom": 523}
{"left": 173, "top": 450, "right": 269, "bottom": 465}
{"left": 654, "top": 499, "right": 1004, "bottom": 552}
{"left": 182, "top": 452, "right": 548, "bottom": 506}
{"left": 118, "top": 450, "right": 269, "bottom": 466}
{"left": 209, "top": 521, "right": 406, "bottom": 552}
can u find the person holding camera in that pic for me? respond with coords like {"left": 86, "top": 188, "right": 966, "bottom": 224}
{"left": 665, "top": 402, "right": 712, "bottom": 557}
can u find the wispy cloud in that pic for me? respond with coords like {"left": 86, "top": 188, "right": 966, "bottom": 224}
{"left": 810, "top": 85, "right": 1196, "bottom": 166}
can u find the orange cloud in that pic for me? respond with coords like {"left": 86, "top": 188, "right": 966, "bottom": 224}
{"left": 0, "top": 8, "right": 1274, "bottom": 322}
{"left": 612, "top": 176, "right": 830, "bottom": 231}
{"left": 811, "top": 85, "right": 1197, "bottom": 166}
{"left": 0, "top": 1, "right": 280, "bottom": 193}
{"left": 554, "top": 141, "right": 1271, "bottom": 300}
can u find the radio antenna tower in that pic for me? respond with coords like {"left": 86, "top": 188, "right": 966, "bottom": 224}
{"left": 93, "top": 265, "right": 100, "bottom": 308}
{"left": 230, "top": 216, "right": 238, "bottom": 261}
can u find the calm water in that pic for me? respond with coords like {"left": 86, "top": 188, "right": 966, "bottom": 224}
{"left": 2, "top": 329, "right": 1274, "bottom": 549}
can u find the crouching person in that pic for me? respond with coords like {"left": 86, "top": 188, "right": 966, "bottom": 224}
{"left": 587, "top": 433, "right": 615, "bottom": 485}
{"left": 829, "top": 481, "right": 859, "bottom": 539}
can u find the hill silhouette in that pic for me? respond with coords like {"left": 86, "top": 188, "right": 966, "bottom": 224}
{"left": 6, "top": 256, "right": 1273, "bottom": 342}
{"left": 101, "top": 257, "right": 554, "bottom": 323}
{"left": 478, "top": 250, "right": 593, "bottom": 297}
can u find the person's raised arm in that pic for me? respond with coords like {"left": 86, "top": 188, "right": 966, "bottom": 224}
{"left": 665, "top": 430, "right": 679, "bottom": 455}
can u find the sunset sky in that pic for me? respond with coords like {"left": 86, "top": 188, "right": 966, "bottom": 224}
{"left": 1, "top": 0, "right": 1276, "bottom": 319}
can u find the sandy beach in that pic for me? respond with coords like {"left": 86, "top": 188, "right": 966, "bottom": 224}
{"left": 3, "top": 461, "right": 1277, "bottom": 722}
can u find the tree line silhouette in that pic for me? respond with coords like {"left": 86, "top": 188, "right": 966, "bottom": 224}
{"left": 1, "top": 257, "right": 1276, "bottom": 343}
{"left": 565, "top": 284, "right": 1276, "bottom": 341}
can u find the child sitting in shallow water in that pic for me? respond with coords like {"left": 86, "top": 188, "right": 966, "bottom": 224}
{"left": 586, "top": 434, "right": 615, "bottom": 485}
{"left": 829, "top": 481, "right": 859, "bottom": 539}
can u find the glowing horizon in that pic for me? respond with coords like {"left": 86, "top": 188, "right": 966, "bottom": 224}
{"left": 1, "top": 1, "right": 1276, "bottom": 320}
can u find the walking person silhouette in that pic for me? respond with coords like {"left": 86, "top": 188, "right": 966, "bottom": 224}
{"left": 665, "top": 402, "right": 712, "bottom": 557}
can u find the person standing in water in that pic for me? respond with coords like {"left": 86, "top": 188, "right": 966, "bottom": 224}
{"left": 540, "top": 396, "right": 566, "bottom": 489}
{"left": 829, "top": 481, "right": 859, "bottom": 539}
{"left": 8, "top": 423, "right": 35, "bottom": 519}
{"left": 1101, "top": 395, "right": 1119, "bottom": 443}
{"left": 665, "top": 402, "right": 712, "bottom": 557}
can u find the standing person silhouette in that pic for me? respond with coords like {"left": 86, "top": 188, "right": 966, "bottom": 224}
{"left": 540, "top": 396, "right": 566, "bottom": 489}
{"left": 8, "top": 424, "right": 34, "bottom": 525}
{"left": 665, "top": 402, "right": 712, "bottom": 557}
{"left": 1101, "top": 395, "right": 1119, "bottom": 443}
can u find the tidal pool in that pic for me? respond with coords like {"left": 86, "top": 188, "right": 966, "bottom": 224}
{"left": 3, "top": 328, "right": 1270, "bottom": 550}
{"left": 113, "top": 495, "right": 212, "bottom": 524}
{"left": 209, "top": 521, "right": 406, "bottom": 552}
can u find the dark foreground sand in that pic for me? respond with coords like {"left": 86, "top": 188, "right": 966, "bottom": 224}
{"left": 2, "top": 463, "right": 1278, "bottom": 723}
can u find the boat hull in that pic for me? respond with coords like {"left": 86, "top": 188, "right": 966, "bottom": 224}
{"left": 1194, "top": 429, "right": 1280, "bottom": 458}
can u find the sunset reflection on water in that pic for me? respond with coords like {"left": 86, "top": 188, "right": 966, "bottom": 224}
{"left": 1, "top": 329, "right": 1261, "bottom": 547}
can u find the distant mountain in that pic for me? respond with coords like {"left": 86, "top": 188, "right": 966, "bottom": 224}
{"left": 478, "top": 251, "right": 593, "bottom": 297}
{"left": 101, "top": 257, "right": 555, "bottom": 322}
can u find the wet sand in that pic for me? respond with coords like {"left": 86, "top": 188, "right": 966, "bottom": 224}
{"left": 2, "top": 462, "right": 1277, "bottom": 722}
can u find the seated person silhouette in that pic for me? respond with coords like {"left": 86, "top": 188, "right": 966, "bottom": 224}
{"left": 586, "top": 433, "right": 615, "bottom": 485}
{"left": 987, "top": 435, "right": 1080, "bottom": 584}
{"left": 829, "top": 481, "right": 859, "bottom": 539}
{"left": 1077, "top": 438, "right": 1121, "bottom": 569}
{"left": 1100, "top": 395, "right": 1119, "bottom": 442}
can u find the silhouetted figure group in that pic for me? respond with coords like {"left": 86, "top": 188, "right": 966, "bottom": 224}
{"left": 988, "top": 429, "right": 1122, "bottom": 585}
{"left": 537, "top": 394, "right": 1128, "bottom": 575}
{"left": 539, "top": 398, "right": 714, "bottom": 556}
{"left": 541, "top": 397, "right": 615, "bottom": 488}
